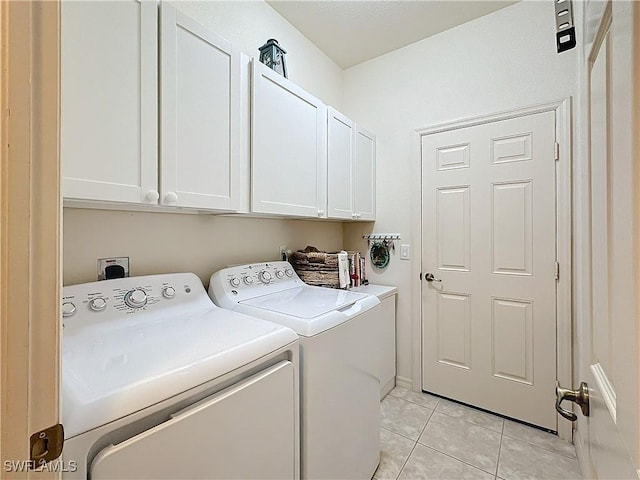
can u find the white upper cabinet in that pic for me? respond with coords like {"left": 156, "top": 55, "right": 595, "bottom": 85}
{"left": 354, "top": 127, "right": 376, "bottom": 221}
{"left": 327, "top": 108, "right": 355, "bottom": 219}
{"left": 61, "top": 0, "right": 158, "bottom": 204}
{"left": 327, "top": 108, "right": 376, "bottom": 221}
{"left": 251, "top": 60, "right": 327, "bottom": 218}
{"left": 160, "top": 3, "right": 240, "bottom": 210}
{"left": 62, "top": 1, "right": 240, "bottom": 212}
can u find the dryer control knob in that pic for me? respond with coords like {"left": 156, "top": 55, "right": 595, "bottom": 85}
{"left": 259, "top": 271, "right": 272, "bottom": 284}
{"left": 125, "top": 289, "right": 148, "bottom": 308}
{"left": 229, "top": 277, "right": 241, "bottom": 288}
{"left": 275, "top": 270, "right": 285, "bottom": 279}
{"left": 62, "top": 302, "right": 76, "bottom": 317}
{"left": 162, "top": 286, "right": 176, "bottom": 299}
{"left": 285, "top": 268, "right": 294, "bottom": 277}
{"left": 243, "top": 276, "right": 254, "bottom": 285}
{"left": 89, "top": 297, "right": 107, "bottom": 312}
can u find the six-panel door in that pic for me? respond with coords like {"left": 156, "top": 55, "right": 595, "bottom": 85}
{"left": 421, "top": 111, "right": 558, "bottom": 430}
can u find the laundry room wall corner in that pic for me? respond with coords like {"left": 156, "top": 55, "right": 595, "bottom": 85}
{"left": 341, "top": 0, "right": 577, "bottom": 391}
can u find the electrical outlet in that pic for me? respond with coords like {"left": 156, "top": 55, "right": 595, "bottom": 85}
{"left": 400, "top": 244, "right": 410, "bottom": 260}
{"left": 279, "top": 246, "right": 288, "bottom": 261}
{"left": 98, "top": 257, "right": 129, "bottom": 280}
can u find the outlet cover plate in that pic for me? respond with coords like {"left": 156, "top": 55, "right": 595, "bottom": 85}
{"left": 98, "top": 257, "right": 129, "bottom": 280}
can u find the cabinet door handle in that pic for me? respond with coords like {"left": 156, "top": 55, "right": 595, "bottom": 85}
{"left": 317, "top": 210, "right": 325, "bottom": 217}
{"left": 145, "top": 190, "right": 159, "bottom": 203}
{"left": 164, "top": 192, "right": 178, "bottom": 204}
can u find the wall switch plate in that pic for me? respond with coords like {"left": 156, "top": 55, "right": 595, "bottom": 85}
{"left": 400, "top": 244, "right": 410, "bottom": 260}
{"left": 98, "top": 257, "right": 129, "bottom": 280}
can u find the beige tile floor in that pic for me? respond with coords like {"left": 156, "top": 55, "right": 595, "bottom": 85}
{"left": 374, "top": 387, "right": 582, "bottom": 480}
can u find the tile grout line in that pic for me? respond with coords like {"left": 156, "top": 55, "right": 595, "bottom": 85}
{"left": 394, "top": 401, "right": 437, "bottom": 480}
{"left": 387, "top": 392, "right": 439, "bottom": 411}
{"left": 413, "top": 405, "right": 499, "bottom": 478}
{"left": 501, "top": 431, "right": 578, "bottom": 460}
{"left": 418, "top": 443, "right": 501, "bottom": 478}
{"left": 432, "top": 407, "right": 505, "bottom": 434}
{"left": 496, "top": 427, "right": 505, "bottom": 477}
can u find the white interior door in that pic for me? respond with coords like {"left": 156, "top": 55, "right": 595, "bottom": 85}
{"left": 577, "top": 1, "right": 639, "bottom": 477}
{"left": 421, "top": 111, "right": 558, "bottom": 430}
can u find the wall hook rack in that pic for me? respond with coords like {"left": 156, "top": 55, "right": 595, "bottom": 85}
{"left": 362, "top": 234, "right": 401, "bottom": 251}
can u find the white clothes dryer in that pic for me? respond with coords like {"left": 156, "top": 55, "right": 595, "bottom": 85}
{"left": 61, "top": 273, "right": 299, "bottom": 480}
{"left": 209, "top": 261, "right": 382, "bottom": 480}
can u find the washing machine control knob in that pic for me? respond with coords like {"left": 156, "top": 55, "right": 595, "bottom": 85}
{"left": 62, "top": 301, "right": 76, "bottom": 317}
{"left": 259, "top": 271, "right": 272, "bottom": 284}
{"left": 125, "top": 289, "right": 148, "bottom": 308}
{"left": 275, "top": 270, "right": 285, "bottom": 279}
{"left": 243, "top": 276, "right": 254, "bottom": 285}
{"left": 285, "top": 268, "right": 294, "bottom": 277}
{"left": 89, "top": 297, "right": 107, "bottom": 312}
{"left": 229, "top": 277, "right": 241, "bottom": 288}
{"left": 162, "top": 286, "right": 176, "bottom": 299}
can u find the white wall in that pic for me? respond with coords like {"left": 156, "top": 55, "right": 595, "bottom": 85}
{"left": 63, "top": 0, "right": 344, "bottom": 286}
{"left": 342, "top": 0, "right": 578, "bottom": 384}
{"left": 173, "top": 0, "right": 343, "bottom": 108}
{"left": 64, "top": 209, "right": 343, "bottom": 286}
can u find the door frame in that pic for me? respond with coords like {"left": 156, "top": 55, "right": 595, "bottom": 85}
{"left": 0, "top": 1, "right": 61, "bottom": 476}
{"left": 410, "top": 98, "right": 573, "bottom": 441}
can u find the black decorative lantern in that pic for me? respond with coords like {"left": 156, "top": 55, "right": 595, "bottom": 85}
{"left": 258, "top": 39, "right": 287, "bottom": 78}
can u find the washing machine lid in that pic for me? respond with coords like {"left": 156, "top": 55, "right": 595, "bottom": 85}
{"left": 236, "top": 285, "right": 380, "bottom": 337}
{"left": 240, "top": 285, "right": 369, "bottom": 319}
{"left": 63, "top": 293, "right": 298, "bottom": 439}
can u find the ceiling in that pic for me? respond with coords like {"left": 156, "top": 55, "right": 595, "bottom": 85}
{"left": 267, "top": 1, "right": 518, "bottom": 69}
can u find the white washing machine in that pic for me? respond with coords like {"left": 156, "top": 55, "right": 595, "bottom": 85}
{"left": 209, "top": 261, "right": 382, "bottom": 480}
{"left": 61, "top": 273, "right": 300, "bottom": 480}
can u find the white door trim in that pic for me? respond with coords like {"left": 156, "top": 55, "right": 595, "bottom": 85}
{"left": 0, "top": 1, "right": 61, "bottom": 474}
{"left": 410, "top": 98, "right": 572, "bottom": 441}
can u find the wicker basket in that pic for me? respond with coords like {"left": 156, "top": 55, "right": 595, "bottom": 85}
{"left": 289, "top": 246, "right": 364, "bottom": 289}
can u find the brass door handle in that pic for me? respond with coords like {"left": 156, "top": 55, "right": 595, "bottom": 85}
{"left": 555, "top": 381, "right": 589, "bottom": 421}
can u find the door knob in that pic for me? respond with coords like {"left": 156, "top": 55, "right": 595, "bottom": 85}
{"left": 555, "top": 381, "right": 589, "bottom": 421}
{"left": 425, "top": 273, "right": 442, "bottom": 282}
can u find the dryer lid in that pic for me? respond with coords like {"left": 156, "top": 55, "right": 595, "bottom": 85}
{"left": 63, "top": 305, "right": 297, "bottom": 439}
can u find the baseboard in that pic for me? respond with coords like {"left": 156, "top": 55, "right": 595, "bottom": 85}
{"left": 395, "top": 376, "right": 413, "bottom": 390}
{"left": 381, "top": 378, "right": 395, "bottom": 399}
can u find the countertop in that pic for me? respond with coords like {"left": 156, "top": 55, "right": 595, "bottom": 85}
{"left": 351, "top": 284, "right": 397, "bottom": 300}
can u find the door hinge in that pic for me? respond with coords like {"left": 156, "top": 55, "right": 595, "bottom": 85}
{"left": 554, "top": 142, "right": 560, "bottom": 161}
{"left": 30, "top": 424, "right": 64, "bottom": 469}
{"left": 555, "top": 261, "right": 560, "bottom": 280}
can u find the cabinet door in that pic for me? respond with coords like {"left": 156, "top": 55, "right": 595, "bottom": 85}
{"left": 160, "top": 4, "right": 240, "bottom": 211}
{"left": 61, "top": 0, "right": 158, "bottom": 204}
{"left": 327, "top": 108, "right": 355, "bottom": 220}
{"left": 354, "top": 127, "right": 376, "bottom": 221}
{"left": 252, "top": 60, "right": 327, "bottom": 218}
